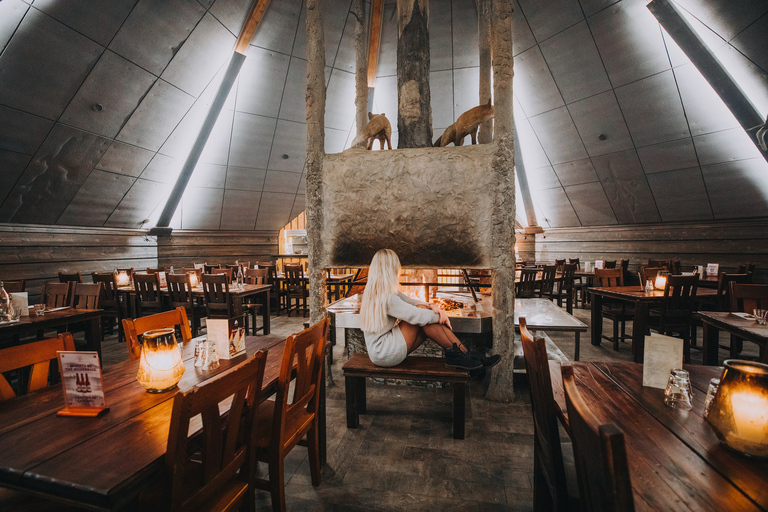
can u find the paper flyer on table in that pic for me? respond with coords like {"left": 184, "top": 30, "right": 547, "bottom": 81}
{"left": 207, "top": 317, "right": 246, "bottom": 360}
{"left": 10, "top": 292, "right": 28, "bottom": 316}
{"left": 642, "top": 334, "right": 684, "bottom": 389}
{"left": 57, "top": 351, "right": 106, "bottom": 409}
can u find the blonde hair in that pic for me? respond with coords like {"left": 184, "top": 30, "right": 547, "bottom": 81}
{"left": 360, "top": 249, "right": 401, "bottom": 334}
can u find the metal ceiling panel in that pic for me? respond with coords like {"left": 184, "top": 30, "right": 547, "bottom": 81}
{"left": 528, "top": 106, "right": 588, "bottom": 165}
{"left": 430, "top": 2, "right": 453, "bottom": 71}
{"left": 513, "top": 46, "right": 565, "bottom": 117}
{"left": 614, "top": 70, "right": 690, "bottom": 148}
{"left": 0, "top": 105, "right": 53, "bottom": 155}
{"left": 181, "top": 186, "right": 223, "bottom": 229}
{"left": 278, "top": 57, "right": 308, "bottom": 123}
{"left": 580, "top": 0, "right": 617, "bottom": 18}
{"left": 263, "top": 170, "right": 302, "bottom": 194}
{"left": 105, "top": 178, "right": 167, "bottom": 228}
{"left": 527, "top": 165, "right": 561, "bottom": 191}
{"left": 703, "top": 158, "right": 768, "bottom": 219}
{"left": 220, "top": 189, "right": 260, "bottom": 230}
{"left": 96, "top": 141, "right": 154, "bottom": 177}
{"left": 325, "top": 69, "right": 356, "bottom": 131}
{"left": 228, "top": 112, "right": 277, "bottom": 168}
{"left": 674, "top": 0, "right": 768, "bottom": 42}
{"left": 255, "top": 192, "right": 295, "bottom": 231}
{"left": 540, "top": 21, "right": 611, "bottom": 104}
{"left": 293, "top": 0, "right": 349, "bottom": 65}
{"left": 250, "top": 0, "right": 301, "bottom": 55}
{"left": 0, "top": 125, "right": 111, "bottom": 224}
{"left": 553, "top": 158, "right": 600, "bottom": 186}
{"left": 0, "top": 0, "right": 28, "bottom": 53}
{"left": 209, "top": 0, "right": 251, "bottom": 36}
{"left": 694, "top": 128, "right": 764, "bottom": 167}
{"left": 266, "top": 120, "right": 307, "bottom": 172}
{"left": 161, "top": 13, "right": 235, "bottom": 98}
{"left": 453, "top": 68, "right": 482, "bottom": 126}
{"left": 325, "top": 127, "right": 349, "bottom": 154}
{"left": 452, "top": 0, "right": 479, "bottom": 69}
{"left": 0, "top": 150, "right": 31, "bottom": 206}
{"left": 592, "top": 149, "right": 661, "bottom": 224}
{"left": 226, "top": 166, "right": 266, "bottom": 191}
{"left": 140, "top": 153, "right": 182, "bottom": 184}
{"left": 564, "top": 181, "right": 618, "bottom": 226}
{"left": 646, "top": 167, "right": 713, "bottom": 222}
{"left": 57, "top": 170, "right": 135, "bottom": 226}
{"left": 60, "top": 51, "right": 157, "bottom": 139}
{"left": 0, "top": 9, "right": 103, "bottom": 120}
{"left": 637, "top": 138, "right": 698, "bottom": 174}
{"left": 430, "top": 70, "right": 454, "bottom": 131}
{"left": 236, "top": 47, "right": 290, "bottom": 118}
{"left": 332, "top": 10, "right": 357, "bottom": 73}
{"left": 513, "top": 0, "right": 537, "bottom": 56}
{"left": 189, "top": 162, "right": 227, "bottom": 188}
{"left": 117, "top": 80, "right": 195, "bottom": 151}
{"left": 530, "top": 186, "right": 581, "bottom": 227}
{"left": 109, "top": 0, "right": 205, "bottom": 77}
{"left": 588, "top": 0, "right": 669, "bottom": 87}
{"left": 375, "top": 3, "right": 398, "bottom": 78}
{"left": 518, "top": 0, "right": 584, "bottom": 42}
{"left": 672, "top": 63, "right": 739, "bottom": 137}
{"left": 33, "top": 0, "right": 136, "bottom": 47}
{"left": 731, "top": 12, "right": 768, "bottom": 75}
{"left": 568, "top": 91, "right": 634, "bottom": 156}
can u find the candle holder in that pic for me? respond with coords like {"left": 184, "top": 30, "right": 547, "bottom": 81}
{"left": 705, "top": 359, "right": 768, "bottom": 458}
{"left": 115, "top": 271, "right": 131, "bottom": 287}
{"left": 137, "top": 328, "right": 185, "bottom": 393}
{"left": 654, "top": 270, "right": 669, "bottom": 290}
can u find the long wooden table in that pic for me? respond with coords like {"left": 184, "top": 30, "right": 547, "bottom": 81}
{"left": 0, "top": 307, "right": 102, "bottom": 358}
{"left": 697, "top": 311, "right": 768, "bottom": 365}
{"left": 589, "top": 286, "right": 717, "bottom": 363}
{"left": 549, "top": 361, "right": 768, "bottom": 511}
{"left": 0, "top": 334, "right": 303, "bottom": 511}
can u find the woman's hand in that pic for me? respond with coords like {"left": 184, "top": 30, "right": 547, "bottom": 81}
{"left": 431, "top": 305, "right": 452, "bottom": 330}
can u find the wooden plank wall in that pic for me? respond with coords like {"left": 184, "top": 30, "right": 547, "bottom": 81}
{"left": 516, "top": 232, "right": 536, "bottom": 264}
{"left": 535, "top": 219, "right": 768, "bottom": 283}
{"left": 0, "top": 223, "right": 157, "bottom": 302}
{"left": 157, "top": 230, "right": 279, "bottom": 269}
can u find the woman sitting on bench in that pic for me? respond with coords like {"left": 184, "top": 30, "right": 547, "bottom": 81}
{"left": 359, "top": 248, "right": 500, "bottom": 370}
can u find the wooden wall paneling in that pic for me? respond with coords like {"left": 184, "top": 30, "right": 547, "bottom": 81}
{"left": 156, "top": 230, "right": 279, "bottom": 269}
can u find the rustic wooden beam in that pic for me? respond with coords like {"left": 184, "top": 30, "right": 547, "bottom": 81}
{"left": 367, "top": 0, "right": 384, "bottom": 88}
{"left": 647, "top": 0, "right": 767, "bottom": 161}
{"left": 235, "top": 0, "right": 271, "bottom": 54}
{"left": 354, "top": 0, "right": 369, "bottom": 137}
{"left": 396, "top": 0, "right": 432, "bottom": 148}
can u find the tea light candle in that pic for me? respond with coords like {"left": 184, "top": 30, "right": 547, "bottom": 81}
{"left": 730, "top": 390, "right": 768, "bottom": 445}
{"left": 189, "top": 272, "right": 199, "bottom": 288}
{"left": 654, "top": 274, "right": 667, "bottom": 290}
{"left": 116, "top": 271, "right": 130, "bottom": 286}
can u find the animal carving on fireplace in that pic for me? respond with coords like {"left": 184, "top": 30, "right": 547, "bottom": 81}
{"left": 433, "top": 99, "right": 494, "bottom": 147}
{"left": 353, "top": 112, "right": 392, "bottom": 150}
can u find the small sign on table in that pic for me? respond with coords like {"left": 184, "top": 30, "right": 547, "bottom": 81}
{"left": 642, "top": 334, "right": 684, "bottom": 389}
{"left": 207, "top": 317, "right": 246, "bottom": 360}
{"left": 57, "top": 351, "right": 109, "bottom": 417}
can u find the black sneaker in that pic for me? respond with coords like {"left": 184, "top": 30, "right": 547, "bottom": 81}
{"left": 471, "top": 351, "right": 501, "bottom": 369}
{"left": 444, "top": 343, "right": 483, "bottom": 370}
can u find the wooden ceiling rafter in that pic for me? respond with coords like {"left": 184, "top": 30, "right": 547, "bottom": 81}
{"left": 367, "top": 0, "right": 384, "bottom": 88}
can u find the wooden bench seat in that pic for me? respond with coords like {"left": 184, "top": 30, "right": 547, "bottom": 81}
{"left": 342, "top": 354, "right": 470, "bottom": 439}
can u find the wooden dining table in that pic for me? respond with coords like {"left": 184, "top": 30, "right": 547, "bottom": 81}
{"left": 589, "top": 286, "right": 717, "bottom": 363}
{"left": 0, "top": 307, "right": 102, "bottom": 358}
{"left": 0, "top": 334, "right": 319, "bottom": 511}
{"left": 697, "top": 311, "right": 768, "bottom": 365}
{"left": 549, "top": 361, "right": 768, "bottom": 511}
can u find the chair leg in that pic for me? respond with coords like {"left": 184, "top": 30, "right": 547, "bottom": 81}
{"left": 268, "top": 453, "right": 286, "bottom": 512}
{"left": 613, "top": 319, "right": 620, "bottom": 351}
{"left": 307, "top": 424, "right": 321, "bottom": 486}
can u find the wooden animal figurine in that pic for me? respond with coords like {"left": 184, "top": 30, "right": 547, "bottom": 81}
{"left": 433, "top": 99, "right": 494, "bottom": 147}
{"left": 353, "top": 112, "right": 392, "bottom": 150}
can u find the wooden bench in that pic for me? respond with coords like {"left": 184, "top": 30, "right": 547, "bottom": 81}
{"left": 342, "top": 354, "right": 470, "bottom": 439}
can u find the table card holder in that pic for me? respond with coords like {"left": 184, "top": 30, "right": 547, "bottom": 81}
{"left": 57, "top": 351, "right": 109, "bottom": 417}
{"left": 158, "top": 271, "right": 167, "bottom": 288}
{"left": 10, "top": 292, "right": 28, "bottom": 317}
{"left": 207, "top": 317, "right": 246, "bottom": 360}
{"left": 643, "top": 334, "right": 684, "bottom": 389}
{"left": 594, "top": 260, "right": 604, "bottom": 270}
{"left": 706, "top": 263, "right": 719, "bottom": 277}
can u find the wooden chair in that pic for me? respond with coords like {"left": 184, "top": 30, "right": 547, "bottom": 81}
{"left": 520, "top": 318, "right": 577, "bottom": 511}
{"left": 729, "top": 283, "right": 768, "bottom": 361}
{"left": 561, "top": 364, "right": 635, "bottom": 512}
{"left": 736, "top": 263, "right": 756, "bottom": 277}
{"left": 166, "top": 273, "right": 206, "bottom": 337}
{"left": 202, "top": 273, "right": 233, "bottom": 320}
{"left": 594, "top": 269, "right": 633, "bottom": 351}
{"left": 0, "top": 333, "right": 75, "bottom": 401}
{"left": 204, "top": 264, "right": 220, "bottom": 274}
{"left": 253, "top": 318, "right": 329, "bottom": 512}
{"left": 122, "top": 307, "right": 193, "bottom": 359}
{"left": 245, "top": 268, "right": 267, "bottom": 285}
{"left": 556, "top": 264, "right": 577, "bottom": 314}
{"left": 569, "top": 258, "right": 589, "bottom": 307}
{"left": 92, "top": 272, "right": 124, "bottom": 342}
{"left": 259, "top": 264, "right": 286, "bottom": 316}
{"left": 284, "top": 264, "right": 308, "bottom": 317}
{"left": 42, "top": 282, "right": 71, "bottom": 308}
{"left": 71, "top": 283, "right": 102, "bottom": 309}
{"left": 647, "top": 259, "right": 669, "bottom": 269}
{"left": 669, "top": 260, "right": 682, "bottom": 275}
{"left": 648, "top": 274, "right": 699, "bottom": 362}
{"left": 538, "top": 265, "right": 558, "bottom": 301}
{"left": 160, "top": 352, "right": 267, "bottom": 512}
{"left": 2, "top": 280, "right": 25, "bottom": 293}
{"left": 116, "top": 268, "right": 134, "bottom": 279}
{"left": 212, "top": 267, "right": 234, "bottom": 284}
{"left": 516, "top": 268, "right": 538, "bottom": 298}
{"left": 58, "top": 272, "right": 82, "bottom": 284}
{"left": 554, "top": 259, "right": 566, "bottom": 272}
{"left": 145, "top": 267, "right": 165, "bottom": 275}
{"left": 133, "top": 273, "right": 165, "bottom": 317}
{"left": 639, "top": 266, "right": 665, "bottom": 286}
{"left": 603, "top": 260, "right": 617, "bottom": 269}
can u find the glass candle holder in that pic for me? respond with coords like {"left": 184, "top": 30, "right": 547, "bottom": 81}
{"left": 137, "top": 328, "right": 185, "bottom": 393}
{"left": 654, "top": 270, "right": 669, "bottom": 290}
{"left": 115, "top": 271, "right": 131, "bottom": 286}
{"left": 705, "top": 360, "right": 768, "bottom": 458}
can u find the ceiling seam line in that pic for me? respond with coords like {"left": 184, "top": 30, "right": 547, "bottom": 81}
{"left": 0, "top": 3, "right": 30, "bottom": 58}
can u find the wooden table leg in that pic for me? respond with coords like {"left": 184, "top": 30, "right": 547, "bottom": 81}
{"left": 319, "top": 358, "right": 326, "bottom": 466}
{"left": 453, "top": 382, "right": 466, "bottom": 440}
{"left": 85, "top": 316, "right": 103, "bottom": 363}
{"left": 632, "top": 302, "right": 648, "bottom": 363}
{"left": 345, "top": 375, "right": 359, "bottom": 428}
{"left": 262, "top": 289, "right": 270, "bottom": 335}
{"left": 702, "top": 322, "right": 720, "bottom": 366}
{"left": 591, "top": 293, "right": 602, "bottom": 346}
{"left": 574, "top": 332, "right": 580, "bottom": 361}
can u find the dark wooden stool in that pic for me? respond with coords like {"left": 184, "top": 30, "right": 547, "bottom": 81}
{"left": 342, "top": 354, "right": 470, "bottom": 439}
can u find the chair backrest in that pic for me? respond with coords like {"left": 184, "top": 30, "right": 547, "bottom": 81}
{"left": 202, "top": 273, "right": 232, "bottom": 318}
{"left": 669, "top": 260, "right": 682, "bottom": 275}
{"left": 594, "top": 268, "right": 623, "bottom": 288}
{"left": 122, "top": 307, "right": 193, "bottom": 358}
{"left": 92, "top": 272, "right": 119, "bottom": 308}
{"left": 568, "top": 258, "right": 580, "bottom": 269}
{"left": 133, "top": 273, "right": 163, "bottom": 315}
{"left": 603, "top": 260, "right": 617, "bottom": 269}
{"left": 647, "top": 259, "right": 669, "bottom": 268}
{"left": 146, "top": 267, "right": 165, "bottom": 275}
{"left": 245, "top": 268, "right": 267, "bottom": 285}
{"left": 715, "top": 273, "right": 751, "bottom": 311}
{"left": 165, "top": 352, "right": 266, "bottom": 512}
{"left": 560, "top": 263, "right": 577, "bottom": 292}
{"left": 639, "top": 266, "right": 664, "bottom": 284}
{"left": 58, "top": 272, "right": 82, "bottom": 283}
{"left": 660, "top": 274, "right": 699, "bottom": 320}
{"left": 520, "top": 318, "right": 570, "bottom": 510}
{"left": 166, "top": 273, "right": 195, "bottom": 310}
{"left": 736, "top": 263, "right": 756, "bottom": 275}
{"left": 517, "top": 268, "right": 538, "bottom": 298}
{"left": 0, "top": 333, "right": 75, "bottom": 401}
{"left": 211, "top": 267, "right": 233, "bottom": 283}
{"left": 204, "top": 264, "right": 220, "bottom": 274}
{"left": 730, "top": 283, "right": 768, "bottom": 313}
{"left": 72, "top": 283, "right": 102, "bottom": 309}
{"left": 555, "top": 259, "right": 566, "bottom": 270}
{"left": 2, "top": 279, "right": 26, "bottom": 293}
{"left": 43, "top": 281, "right": 71, "bottom": 308}
{"left": 271, "top": 318, "right": 329, "bottom": 452}
{"left": 258, "top": 264, "right": 278, "bottom": 285}
{"left": 539, "top": 265, "right": 557, "bottom": 295}
{"left": 285, "top": 264, "right": 305, "bottom": 291}
{"left": 561, "top": 364, "right": 635, "bottom": 512}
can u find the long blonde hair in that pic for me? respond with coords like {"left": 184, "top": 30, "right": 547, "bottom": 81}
{"left": 360, "top": 249, "right": 401, "bottom": 334}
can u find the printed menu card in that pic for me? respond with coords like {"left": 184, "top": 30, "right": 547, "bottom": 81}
{"left": 642, "top": 334, "right": 684, "bottom": 389}
{"left": 57, "top": 351, "right": 109, "bottom": 417}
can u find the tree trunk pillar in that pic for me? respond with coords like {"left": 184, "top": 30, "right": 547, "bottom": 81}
{"left": 354, "top": 0, "right": 369, "bottom": 137}
{"left": 396, "top": 0, "right": 431, "bottom": 148}
{"left": 477, "top": 0, "right": 493, "bottom": 143}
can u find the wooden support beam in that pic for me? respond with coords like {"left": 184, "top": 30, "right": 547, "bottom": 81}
{"left": 354, "top": 0, "right": 368, "bottom": 137}
{"left": 367, "top": 0, "right": 384, "bottom": 88}
{"left": 647, "top": 0, "right": 767, "bottom": 161}
{"left": 235, "top": 0, "right": 271, "bottom": 54}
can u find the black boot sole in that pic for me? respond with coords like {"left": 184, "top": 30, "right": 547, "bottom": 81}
{"left": 445, "top": 361, "right": 483, "bottom": 371}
